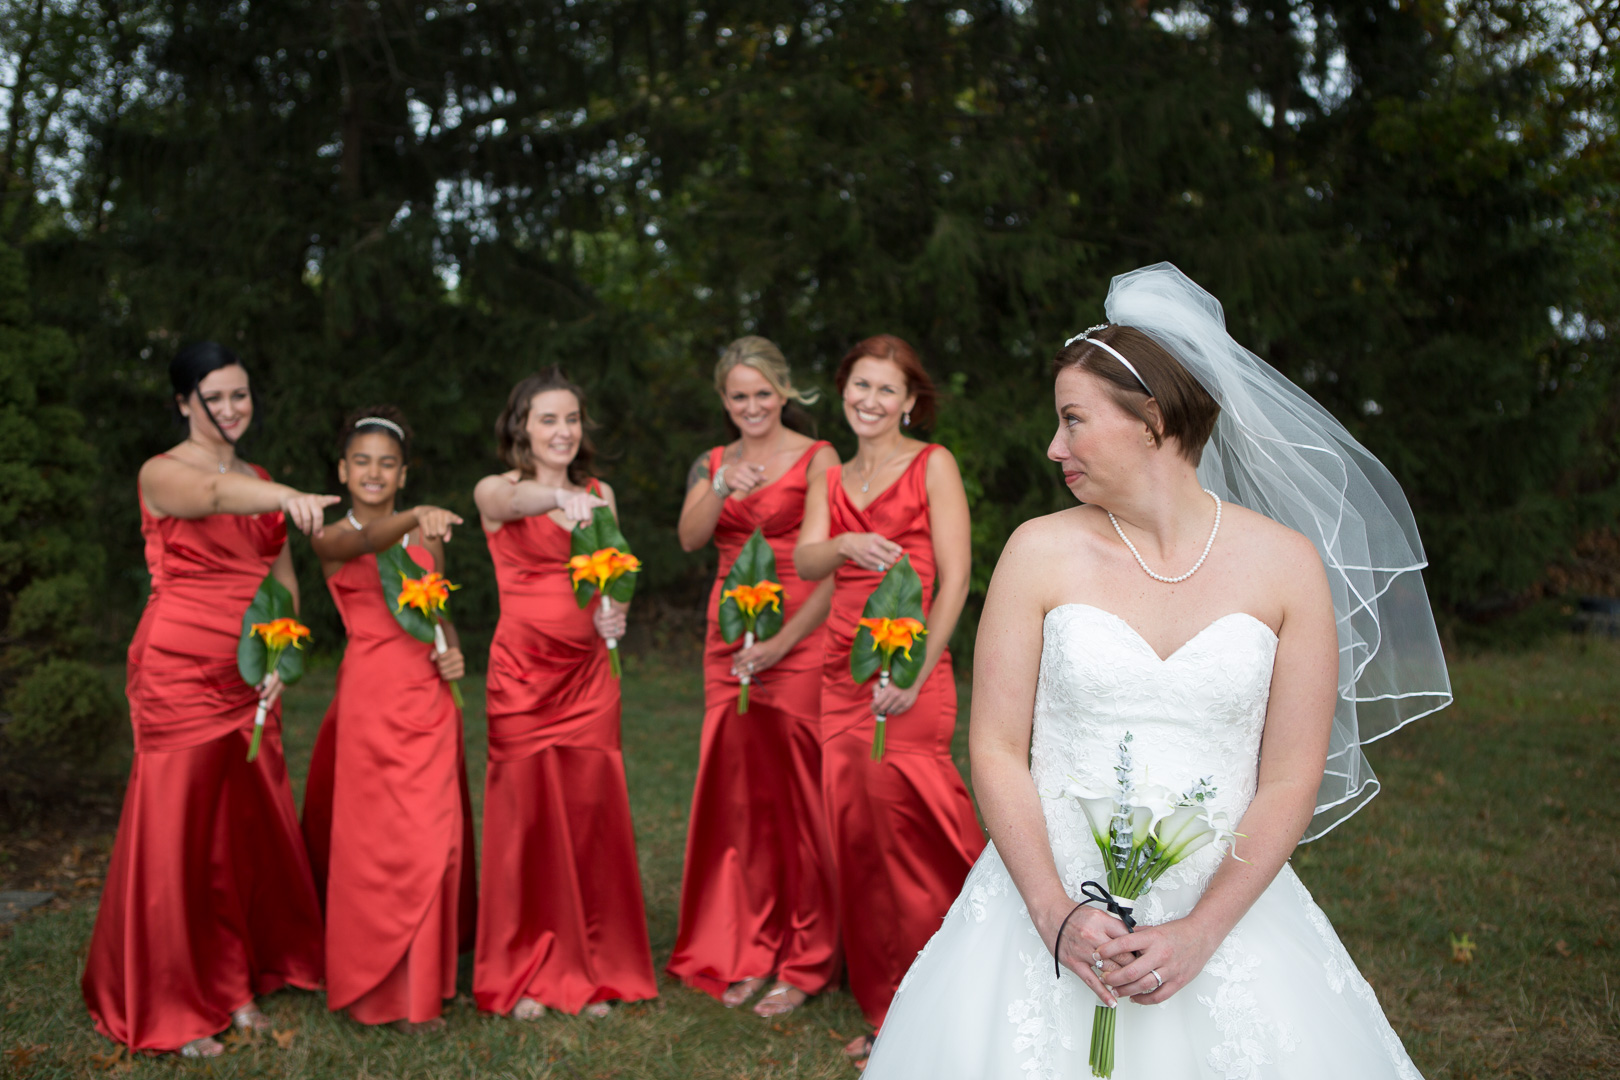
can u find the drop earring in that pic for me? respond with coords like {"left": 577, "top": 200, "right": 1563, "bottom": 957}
{"left": 903, "top": 411, "right": 912, "bottom": 427}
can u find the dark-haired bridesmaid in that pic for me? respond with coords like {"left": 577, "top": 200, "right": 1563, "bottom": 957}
{"left": 301, "top": 407, "right": 477, "bottom": 1031}
{"left": 667, "top": 337, "right": 841, "bottom": 1016}
{"left": 471, "top": 369, "right": 658, "bottom": 1019}
{"left": 795, "top": 335, "right": 985, "bottom": 1062}
{"left": 83, "top": 343, "right": 336, "bottom": 1057}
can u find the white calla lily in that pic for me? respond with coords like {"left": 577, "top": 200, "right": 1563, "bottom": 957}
{"left": 1076, "top": 796, "right": 1117, "bottom": 847}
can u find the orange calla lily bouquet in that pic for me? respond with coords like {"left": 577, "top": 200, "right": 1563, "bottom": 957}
{"left": 719, "top": 529, "right": 785, "bottom": 713}
{"left": 377, "top": 543, "right": 465, "bottom": 707}
{"left": 237, "top": 574, "right": 310, "bottom": 762}
{"left": 569, "top": 506, "right": 640, "bottom": 678}
{"left": 850, "top": 555, "right": 928, "bottom": 760}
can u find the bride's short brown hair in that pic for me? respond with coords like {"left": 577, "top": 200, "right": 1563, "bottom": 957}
{"left": 1054, "top": 326, "right": 1220, "bottom": 465}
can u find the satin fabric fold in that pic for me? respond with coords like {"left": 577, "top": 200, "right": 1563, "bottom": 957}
{"left": 473, "top": 499, "right": 657, "bottom": 1015}
{"left": 667, "top": 442, "right": 840, "bottom": 998}
{"left": 819, "top": 445, "right": 986, "bottom": 1028}
{"left": 83, "top": 477, "right": 324, "bottom": 1052}
{"left": 300, "top": 544, "right": 476, "bottom": 1024}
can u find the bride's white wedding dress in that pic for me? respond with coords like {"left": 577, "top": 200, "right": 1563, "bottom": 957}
{"left": 864, "top": 603, "right": 1424, "bottom": 1079}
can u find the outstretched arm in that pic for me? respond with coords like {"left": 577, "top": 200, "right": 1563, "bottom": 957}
{"left": 476, "top": 474, "right": 606, "bottom": 528}
{"left": 139, "top": 456, "right": 337, "bottom": 536}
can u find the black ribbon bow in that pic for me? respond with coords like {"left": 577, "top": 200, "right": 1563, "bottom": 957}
{"left": 1079, "top": 880, "right": 1138, "bottom": 933}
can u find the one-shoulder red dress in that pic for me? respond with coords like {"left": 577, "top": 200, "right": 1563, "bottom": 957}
{"left": 82, "top": 469, "right": 324, "bottom": 1052}
{"left": 667, "top": 442, "right": 840, "bottom": 998}
{"left": 819, "top": 443, "right": 985, "bottom": 1029}
{"left": 473, "top": 494, "right": 657, "bottom": 1015}
{"left": 300, "top": 542, "right": 477, "bottom": 1024}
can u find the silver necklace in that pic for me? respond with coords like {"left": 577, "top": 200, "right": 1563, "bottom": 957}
{"left": 1108, "top": 490, "right": 1222, "bottom": 584}
{"left": 187, "top": 439, "right": 229, "bottom": 473}
{"left": 857, "top": 446, "right": 908, "bottom": 494}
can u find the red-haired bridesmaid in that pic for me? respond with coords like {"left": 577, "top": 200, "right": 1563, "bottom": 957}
{"left": 795, "top": 335, "right": 985, "bottom": 1063}
{"left": 301, "top": 407, "right": 477, "bottom": 1030}
{"left": 472, "top": 368, "right": 657, "bottom": 1019}
{"left": 667, "top": 337, "right": 841, "bottom": 1016}
{"left": 83, "top": 343, "right": 337, "bottom": 1057}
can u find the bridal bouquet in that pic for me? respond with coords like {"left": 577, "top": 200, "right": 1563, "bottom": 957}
{"left": 851, "top": 555, "right": 927, "bottom": 760}
{"left": 1062, "top": 733, "right": 1235, "bottom": 1078}
{"left": 569, "top": 506, "right": 640, "bottom": 677}
{"left": 719, "top": 529, "right": 784, "bottom": 713}
{"left": 377, "top": 544, "right": 465, "bottom": 708}
{"left": 237, "top": 574, "right": 310, "bottom": 762}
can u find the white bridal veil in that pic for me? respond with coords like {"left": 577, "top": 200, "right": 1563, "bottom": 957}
{"left": 1101, "top": 263, "right": 1453, "bottom": 840}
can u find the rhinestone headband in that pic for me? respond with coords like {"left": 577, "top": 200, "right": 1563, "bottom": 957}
{"left": 353, "top": 416, "right": 406, "bottom": 441}
{"left": 1063, "top": 323, "right": 1153, "bottom": 397}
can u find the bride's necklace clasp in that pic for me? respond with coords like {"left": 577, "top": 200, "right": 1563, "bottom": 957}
{"left": 1108, "top": 489, "right": 1222, "bottom": 584}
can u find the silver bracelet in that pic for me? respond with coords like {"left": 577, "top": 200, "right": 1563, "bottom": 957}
{"left": 711, "top": 464, "right": 731, "bottom": 497}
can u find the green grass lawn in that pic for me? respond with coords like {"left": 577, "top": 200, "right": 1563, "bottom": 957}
{"left": 2, "top": 638, "right": 1617, "bottom": 1078}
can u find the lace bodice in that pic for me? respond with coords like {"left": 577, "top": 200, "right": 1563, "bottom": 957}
{"left": 1031, "top": 604, "right": 1279, "bottom": 922}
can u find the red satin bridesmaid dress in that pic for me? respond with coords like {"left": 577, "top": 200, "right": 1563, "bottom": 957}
{"left": 819, "top": 443, "right": 986, "bottom": 1029}
{"left": 300, "top": 542, "right": 477, "bottom": 1024}
{"left": 667, "top": 442, "right": 840, "bottom": 999}
{"left": 472, "top": 490, "right": 657, "bottom": 1015}
{"left": 82, "top": 467, "right": 324, "bottom": 1052}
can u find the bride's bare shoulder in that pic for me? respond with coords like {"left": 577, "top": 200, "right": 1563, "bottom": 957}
{"left": 1222, "top": 502, "right": 1325, "bottom": 580}
{"left": 996, "top": 506, "right": 1109, "bottom": 574}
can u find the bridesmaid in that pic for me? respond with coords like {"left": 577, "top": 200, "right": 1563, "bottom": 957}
{"left": 301, "top": 407, "right": 478, "bottom": 1030}
{"left": 795, "top": 335, "right": 985, "bottom": 1061}
{"left": 83, "top": 342, "right": 336, "bottom": 1057}
{"left": 472, "top": 368, "right": 658, "bottom": 1019}
{"left": 667, "top": 337, "right": 841, "bottom": 1016}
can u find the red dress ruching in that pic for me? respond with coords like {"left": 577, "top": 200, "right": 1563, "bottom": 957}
{"left": 82, "top": 470, "right": 324, "bottom": 1052}
{"left": 819, "top": 443, "right": 986, "bottom": 1028}
{"left": 472, "top": 498, "right": 657, "bottom": 1015}
{"left": 300, "top": 543, "right": 478, "bottom": 1024}
{"left": 667, "top": 442, "right": 840, "bottom": 998}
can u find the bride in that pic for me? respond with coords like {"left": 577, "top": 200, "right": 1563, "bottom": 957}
{"left": 864, "top": 264, "right": 1451, "bottom": 1079}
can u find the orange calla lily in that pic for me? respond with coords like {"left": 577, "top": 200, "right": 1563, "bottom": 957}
{"left": 570, "top": 546, "right": 639, "bottom": 591}
{"left": 723, "top": 581, "right": 783, "bottom": 618}
{"left": 251, "top": 617, "right": 311, "bottom": 652}
{"left": 858, "top": 616, "right": 927, "bottom": 662}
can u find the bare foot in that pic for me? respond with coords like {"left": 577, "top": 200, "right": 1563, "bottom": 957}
{"left": 391, "top": 1016, "right": 447, "bottom": 1033}
{"left": 721, "top": 976, "right": 769, "bottom": 1008}
{"left": 583, "top": 1001, "right": 613, "bottom": 1019}
{"left": 511, "top": 998, "right": 547, "bottom": 1021}
{"left": 232, "top": 1003, "right": 272, "bottom": 1033}
{"left": 178, "top": 1036, "right": 224, "bottom": 1058}
{"left": 752, "top": 983, "right": 807, "bottom": 1018}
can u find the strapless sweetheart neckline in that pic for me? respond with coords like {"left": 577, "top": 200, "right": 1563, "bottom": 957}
{"left": 1046, "top": 602, "right": 1277, "bottom": 664}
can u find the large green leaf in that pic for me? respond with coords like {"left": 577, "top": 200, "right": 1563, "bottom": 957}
{"left": 569, "top": 505, "right": 639, "bottom": 608}
{"left": 718, "top": 529, "right": 785, "bottom": 643}
{"left": 376, "top": 543, "right": 438, "bottom": 644}
{"left": 849, "top": 555, "right": 927, "bottom": 688}
{"left": 236, "top": 574, "right": 306, "bottom": 686}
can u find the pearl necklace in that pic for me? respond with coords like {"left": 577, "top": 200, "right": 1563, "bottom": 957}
{"left": 1108, "top": 490, "right": 1222, "bottom": 584}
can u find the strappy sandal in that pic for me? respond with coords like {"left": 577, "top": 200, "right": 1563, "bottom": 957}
{"left": 844, "top": 1033, "right": 875, "bottom": 1063}
{"left": 721, "top": 976, "right": 769, "bottom": 1008}
{"left": 511, "top": 998, "right": 547, "bottom": 1021}
{"left": 232, "top": 1004, "right": 272, "bottom": 1033}
{"left": 752, "top": 982, "right": 808, "bottom": 1018}
{"left": 583, "top": 1001, "right": 613, "bottom": 1019}
{"left": 178, "top": 1037, "right": 224, "bottom": 1058}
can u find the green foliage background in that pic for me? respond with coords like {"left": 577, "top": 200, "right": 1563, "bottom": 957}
{"left": 3, "top": 0, "right": 1617, "bottom": 664}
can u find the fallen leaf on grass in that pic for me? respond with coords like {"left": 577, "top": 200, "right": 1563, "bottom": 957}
{"left": 1553, "top": 939, "right": 1572, "bottom": 957}
{"left": 6, "top": 1044, "right": 47, "bottom": 1070}
{"left": 272, "top": 1029, "right": 297, "bottom": 1050}
{"left": 88, "top": 1046, "right": 128, "bottom": 1071}
{"left": 1449, "top": 933, "right": 1477, "bottom": 964}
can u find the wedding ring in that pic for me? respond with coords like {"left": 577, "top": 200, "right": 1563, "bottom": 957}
{"left": 1148, "top": 969, "right": 1163, "bottom": 991}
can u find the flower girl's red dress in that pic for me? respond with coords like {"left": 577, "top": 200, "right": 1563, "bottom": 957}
{"left": 301, "top": 542, "right": 476, "bottom": 1024}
